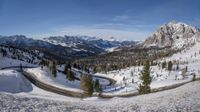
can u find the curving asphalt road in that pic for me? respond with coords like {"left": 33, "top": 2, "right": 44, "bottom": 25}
{"left": 0, "top": 66, "right": 116, "bottom": 97}
{"left": 71, "top": 68, "right": 116, "bottom": 86}
{"left": 1, "top": 66, "right": 116, "bottom": 86}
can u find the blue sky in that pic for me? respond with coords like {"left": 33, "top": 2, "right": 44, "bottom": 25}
{"left": 0, "top": 0, "right": 200, "bottom": 41}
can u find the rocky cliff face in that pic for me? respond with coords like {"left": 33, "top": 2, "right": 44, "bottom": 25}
{"left": 143, "top": 21, "right": 200, "bottom": 49}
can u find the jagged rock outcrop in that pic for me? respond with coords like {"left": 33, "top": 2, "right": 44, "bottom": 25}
{"left": 143, "top": 21, "right": 200, "bottom": 49}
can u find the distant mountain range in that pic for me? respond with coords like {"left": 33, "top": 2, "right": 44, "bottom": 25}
{"left": 0, "top": 35, "right": 136, "bottom": 60}
{"left": 1, "top": 21, "right": 199, "bottom": 61}
{"left": 75, "top": 21, "right": 200, "bottom": 69}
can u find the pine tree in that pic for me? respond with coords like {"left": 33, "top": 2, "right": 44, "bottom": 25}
{"left": 67, "top": 69, "right": 75, "bottom": 81}
{"left": 20, "top": 63, "right": 23, "bottom": 71}
{"left": 94, "top": 79, "right": 101, "bottom": 92}
{"left": 64, "top": 63, "right": 70, "bottom": 74}
{"left": 131, "top": 70, "right": 134, "bottom": 76}
{"left": 39, "top": 59, "right": 46, "bottom": 70}
{"left": 80, "top": 74, "right": 94, "bottom": 96}
{"left": 86, "top": 75, "right": 93, "bottom": 96}
{"left": 162, "top": 61, "right": 166, "bottom": 69}
{"left": 176, "top": 63, "right": 179, "bottom": 70}
{"left": 185, "top": 66, "right": 188, "bottom": 72}
{"left": 192, "top": 73, "right": 196, "bottom": 81}
{"left": 167, "top": 61, "right": 173, "bottom": 71}
{"left": 52, "top": 61, "right": 57, "bottom": 77}
{"left": 139, "top": 60, "right": 152, "bottom": 94}
{"left": 64, "top": 63, "right": 75, "bottom": 81}
{"left": 93, "top": 66, "right": 97, "bottom": 73}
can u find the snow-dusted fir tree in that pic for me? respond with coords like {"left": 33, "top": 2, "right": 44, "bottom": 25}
{"left": 67, "top": 69, "right": 75, "bottom": 81}
{"left": 94, "top": 79, "right": 101, "bottom": 92}
{"left": 64, "top": 63, "right": 75, "bottom": 81}
{"left": 52, "top": 61, "right": 57, "bottom": 77}
{"left": 176, "top": 63, "right": 179, "bottom": 70}
{"left": 162, "top": 61, "right": 166, "bottom": 69}
{"left": 167, "top": 61, "right": 173, "bottom": 71}
{"left": 139, "top": 60, "right": 152, "bottom": 94}
{"left": 80, "top": 74, "right": 93, "bottom": 96}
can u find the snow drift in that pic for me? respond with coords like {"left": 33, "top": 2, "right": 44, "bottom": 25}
{"left": 0, "top": 70, "right": 32, "bottom": 93}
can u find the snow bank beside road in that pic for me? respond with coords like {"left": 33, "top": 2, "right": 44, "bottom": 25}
{"left": 0, "top": 70, "right": 32, "bottom": 93}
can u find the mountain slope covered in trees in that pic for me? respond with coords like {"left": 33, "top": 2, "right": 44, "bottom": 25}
{"left": 0, "top": 35, "right": 136, "bottom": 60}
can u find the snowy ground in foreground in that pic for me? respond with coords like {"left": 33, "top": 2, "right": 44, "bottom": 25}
{"left": 1, "top": 80, "right": 200, "bottom": 112}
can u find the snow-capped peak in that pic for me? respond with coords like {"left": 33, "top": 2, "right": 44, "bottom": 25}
{"left": 78, "top": 36, "right": 100, "bottom": 41}
{"left": 107, "top": 37, "right": 117, "bottom": 42}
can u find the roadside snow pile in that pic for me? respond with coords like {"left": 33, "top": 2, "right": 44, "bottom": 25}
{"left": 0, "top": 70, "right": 32, "bottom": 93}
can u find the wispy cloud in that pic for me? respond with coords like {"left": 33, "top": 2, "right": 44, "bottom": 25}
{"left": 112, "top": 15, "right": 130, "bottom": 21}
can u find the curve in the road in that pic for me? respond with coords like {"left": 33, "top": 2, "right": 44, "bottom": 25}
{"left": 0, "top": 66, "right": 116, "bottom": 97}
{"left": 2, "top": 66, "right": 197, "bottom": 98}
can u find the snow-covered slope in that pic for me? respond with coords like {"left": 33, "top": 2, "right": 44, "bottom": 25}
{"left": 144, "top": 21, "right": 200, "bottom": 49}
{"left": 0, "top": 45, "right": 43, "bottom": 65}
{"left": 163, "top": 39, "right": 200, "bottom": 75}
{"left": 92, "top": 33, "right": 200, "bottom": 95}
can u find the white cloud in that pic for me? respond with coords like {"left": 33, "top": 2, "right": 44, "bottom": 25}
{"left": 112, "top": 15, "right": 130, "bottom": 21}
